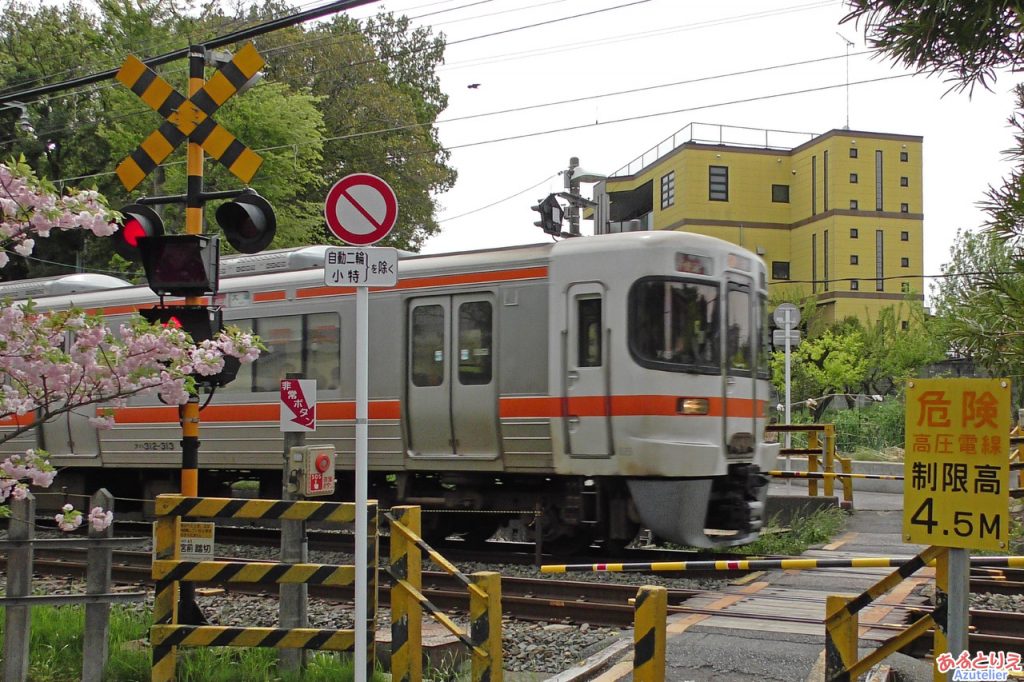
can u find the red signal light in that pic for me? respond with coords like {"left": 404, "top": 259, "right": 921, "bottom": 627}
{"left": 114, "top": 204, "right": 163, "bottom": 260}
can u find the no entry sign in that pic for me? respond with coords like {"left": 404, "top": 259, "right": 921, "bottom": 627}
{"left": 324, "top": 173, "right": 398, "bottom": 246}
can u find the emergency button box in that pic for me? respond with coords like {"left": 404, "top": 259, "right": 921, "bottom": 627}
{"left": 289, "top": 444, "right": 336, "bottom": 497}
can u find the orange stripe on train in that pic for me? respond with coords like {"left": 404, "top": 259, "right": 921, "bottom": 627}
{"left": 109, "top": 396, "right": 763, "bottom": 424}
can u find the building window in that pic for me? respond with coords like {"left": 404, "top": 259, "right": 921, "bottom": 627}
{"left": 901, "top": 257, "right": 909, "bottom": 267}
{"left": 901, "top": 282, "right": 911, "bottom": 293}
{"left": 901, "top": 203, "right": 909, "bottom": 213}
{"left": 709, "top": 165, "right": 729, "bottom": 201}
{"left": 900, "top": 176, "right": 909, "bottom": 187}
{"left": 901, "top": 231, "right": 909, "bottom": 241}
{"left": 850, "top": 255, "right": 859, "bottom": 265}
{"left": 660, "top": 171, "right": 675, "bottom": 209}
{"left": 771, "top": 184, "right": 790, "bottom": 203}
{"left": 824, "top": 229, "right": 829, "bottom": 292}
{"left": 875, "top": 150, "right": 884, "bottom": 211}
{"left": 850, "top": 199, "right": 859, "bottom": 210}
{"left": 850, "top": 173, "right": 858, "bottom": 183}
{"left": 823, "top": 150, "right": 829, "bottom": 211}
{"left": 850, "top": 228, "right": 858, "bottom": 238}
{"left": 851, "top": 279, "right": 859, "bottom": 290}
{"left": 876, "top": 229, "right": 884, "bottom": 291}
{"left": 900, "top": 151, "right": 909, "bottom": 162}
{"left": 901, "top": 320, "right": 909, "bottom": 330}
{"left": 850, "top": 147, "right": 858, "bottom": 158}
{"left": 812, "top": 233, "right": 817, "bottom": 294}
{"left": 812, "top": 155, "right": 817, "bottom": 214}
{"left": 772, "top": 261, "right": 790, "bottom": 280}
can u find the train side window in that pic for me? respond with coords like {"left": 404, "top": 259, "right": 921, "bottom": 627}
{"left": 458, "top": 301, "right": 492, "bottom": 385}
{"left": 254, "top": 315, "right": 303, "bottom": 391}
{"left": 577, "top": 298, "right": 602, "bottom": 368}
{"left": 307, "top": 312, "right": 340, "bottom": 389}
{"left": 411, "top": 305, "right": 445, "bottom": 387}
{"left": 221, "top": 318, "right": 254, "bottom": 392}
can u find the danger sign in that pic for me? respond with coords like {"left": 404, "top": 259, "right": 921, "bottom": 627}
{"left": 324, "top": 173, "right": 398, "bottom": 246}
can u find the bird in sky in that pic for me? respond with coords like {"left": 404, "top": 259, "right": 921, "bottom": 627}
{"left": 467, "top": 83, "right": 481, "bottom": 89}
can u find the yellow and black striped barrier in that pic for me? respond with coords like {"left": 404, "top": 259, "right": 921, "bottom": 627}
{"left": 541, "top": 555, "right": 1024, "bottom": 574}
{"left": 387, "top": 506, "right": 503, "bottom": 682}
{"left": 768, "top": 470, "right": 903, "bottom": 481}
{"left": 767, "top": 423, "right": 854, "bottom": 503}
{"left": 150, "top": 495, "right": 376, "bottom": 682}
{"left": 633, "top": 586, "right": 667, "bottom": 682}
{"left": 825, "top": 545, "right": 947, "bottom": 682}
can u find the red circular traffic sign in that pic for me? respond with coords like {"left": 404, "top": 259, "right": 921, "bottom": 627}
{"left": 324, "top": 173, "right": 399, "bottom": 246}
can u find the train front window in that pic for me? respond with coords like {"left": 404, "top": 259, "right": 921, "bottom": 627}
{"left": 727, "top": 287, "right": 754, "bottom": 374}
{"left": 629, "top": 278, "right": 719, "bottom": 372}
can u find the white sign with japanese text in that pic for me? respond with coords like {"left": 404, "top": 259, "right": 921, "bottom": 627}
{"left": 324, "top": 247, "right": 398, "bottom": 288}
{"left": 280, "top": 379, "right": 316, "bottom": 432}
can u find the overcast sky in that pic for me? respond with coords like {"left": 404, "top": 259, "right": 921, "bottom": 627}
{"left": 348, "top": 0, "right": 1020, "bottom": 297}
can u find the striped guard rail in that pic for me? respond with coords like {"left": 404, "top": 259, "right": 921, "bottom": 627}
{"left": 151, "top": 625, "right": 355, "bottom": 651}
{"left": 767, "top": 470, "right": 903, "bottom": 481}
{"left": 541, "top": 555, "right": 1024, "bottom": 574}
{"left": 152, "top": 560, "right": 355, "bottom": 585}
{"left": 154, "top": 494, "right": 359, "bottom": 522}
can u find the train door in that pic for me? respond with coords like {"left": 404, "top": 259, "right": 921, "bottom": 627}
{"left": 724, "top": 277, "right": 757, "bottom": 453}
{"left": 407, "top": 294, "right": 499, "bottom": 457}
{"left": 566, "top": 283, "right": 611, "bottom": 456}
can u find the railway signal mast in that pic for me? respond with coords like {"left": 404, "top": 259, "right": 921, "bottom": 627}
{"left": 113, "top": 42, "right": 275, "bottom": 624}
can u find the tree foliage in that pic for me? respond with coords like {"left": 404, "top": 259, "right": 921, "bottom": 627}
{"left": 0, "top": 0, "right": 454, "bottom": 277}
{"left": 842, "top": 1, "right": 1024, "bottom": 93}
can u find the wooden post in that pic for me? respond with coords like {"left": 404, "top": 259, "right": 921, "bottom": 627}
{"left": 83, "top": 489, "right": 114, "bottom": 682}
{"left": 3, "top": 492, "right": 34, "bottom": 682}
{"left": 279, "top": 373, "right": 308, "bottom": 674}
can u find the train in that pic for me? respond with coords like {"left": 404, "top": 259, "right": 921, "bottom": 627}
{"left": 0, "top": 230, "right": 779, "bottom": 548}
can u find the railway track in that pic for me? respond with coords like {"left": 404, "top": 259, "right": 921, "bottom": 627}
{"left": 7, "top": 547, "right": 1024, "bottom": 656}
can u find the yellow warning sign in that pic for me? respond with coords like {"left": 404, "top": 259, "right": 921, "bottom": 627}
{"left": 904, "top": 378, "right": 1010, "bottom": 550}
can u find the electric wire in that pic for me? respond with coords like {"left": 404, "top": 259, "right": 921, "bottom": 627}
{"left": 437, "top": 173, "right": 557, "bottom": 222}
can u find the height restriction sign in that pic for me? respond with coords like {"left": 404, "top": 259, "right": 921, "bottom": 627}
{"left": 903, "top": 378, "right": 1010, "bottom": 550}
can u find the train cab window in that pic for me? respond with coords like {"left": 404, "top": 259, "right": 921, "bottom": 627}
{"left": 629, "top": 278, "right": 719, "bottom": 372}
{"left": 577, "top": 298, "right": 602, "bottom": 367}
{"left": 457, "top": 301, "right": 492, "bottom": 385}
{"left": 411, "top": 305, "right": 445, "bottom": 387}
{"left": 727, "top": 288, "right": 753, "bottom": 373}
{"left": 757, "top": 295, "right": 771, "bottom": 380}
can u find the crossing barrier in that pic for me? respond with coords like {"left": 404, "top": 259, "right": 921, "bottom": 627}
{"left": 766, "top": 423, "right": 854, "bottom": 505}
{"left": 387, "top": 505, "right": 503, "bottom": 682}
{"left": 541, "top": 554, "right": 1024, "bottom": 574}
{"left": 149, "top": 494, "right": 378, "bottom": 682}
{"left": 825, "top": 544, "right": 949, "bottom": 682}
{"left": 632, "top": 586, "right": 667, "bottom": 682}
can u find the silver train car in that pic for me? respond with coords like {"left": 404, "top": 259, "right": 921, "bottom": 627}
{"left": 2, "top": 231, "right": 779, "bottom": 548}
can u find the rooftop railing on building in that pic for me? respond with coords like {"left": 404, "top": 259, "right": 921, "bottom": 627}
{"left": 609, "top": 122, "right": 816, "bottom": 178}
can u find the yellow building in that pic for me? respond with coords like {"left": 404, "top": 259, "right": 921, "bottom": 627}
{"left": 591, "top": 123, "right": 924, "bottom": 325}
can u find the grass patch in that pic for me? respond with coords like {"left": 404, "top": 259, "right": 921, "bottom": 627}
{"left": 0, "top": 604, "right": 385, "bottom": 681}
{"left": 231, "top": 480, "right": 261, "bottom": 491}
{"left": 843, "top": 446, "right": 904, "bottom": 462}
{"left": 736, "top": 505, "right": 849, "bottom": 556}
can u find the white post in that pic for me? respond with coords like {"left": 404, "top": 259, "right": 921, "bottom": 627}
{"left": 355, "top": 285, "right": 369, "bottom": 682}
{"left": 946, "top": 547, "right": 970, "bottom": 679}
{"left": 784, "top": 309, "right": 793, "bottom": 481}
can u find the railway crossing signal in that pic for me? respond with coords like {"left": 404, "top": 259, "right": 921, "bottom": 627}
{"left": 137, "top": 234, "right": 219, "bottom": 297}
{"left": 215, "top": 190, "right": 276, "bottom": 253}
{"left": 113, "top": 43, "right": 265, "bottom": 192}
{"left": 532, "top": 194, "right": 563, "bottom": 235}
{"left": 113, "top": 204, "right": 164, "bottom": 260}
{"left": 140, "top": 305, "right": 221, "bottom": 343}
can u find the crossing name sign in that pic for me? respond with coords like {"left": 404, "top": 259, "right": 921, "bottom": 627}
{"left": 903, "top": 378, "right": 1010, "bottom": 550}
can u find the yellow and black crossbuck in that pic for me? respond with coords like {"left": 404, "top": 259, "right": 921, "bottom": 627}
{"left": 115, "top": 43, "right": 264, "bottom": 191}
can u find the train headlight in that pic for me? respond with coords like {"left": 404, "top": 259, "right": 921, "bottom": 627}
{"left": 677, "top": 398, "right": 709, "bottom": 415}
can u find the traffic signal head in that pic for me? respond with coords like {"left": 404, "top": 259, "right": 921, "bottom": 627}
{"left": 531, "top": 194, "right": 563, "bottom": 235}
{"left": 113, "top": 204, "right": 164, "bottom": 260}
{"left": 215, "top": 191, "right": 276, "bottom": 254}
{"left": 140, "top": 305, "right": 221, "bottom": 343}
{"left": 138, "top": 234, "right": 220, "bottom": 297}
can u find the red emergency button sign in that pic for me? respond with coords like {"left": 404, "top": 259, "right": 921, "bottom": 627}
{"left": 315, "top": 453, "right": 331, "bottom": 473}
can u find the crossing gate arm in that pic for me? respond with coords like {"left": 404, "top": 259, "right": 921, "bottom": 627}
{"left": 825, "top": 545, "right": 947, "bottom": 682}
{"left": 385, "top": 510, "right": 488, "bottom": 601}
{"left": 387, "top": 574, "right": 487, "bottom": 657}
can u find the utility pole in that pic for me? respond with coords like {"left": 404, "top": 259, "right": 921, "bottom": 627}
{"left": 560, "top": 157, "right": 606, "bottom": 237}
